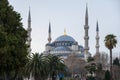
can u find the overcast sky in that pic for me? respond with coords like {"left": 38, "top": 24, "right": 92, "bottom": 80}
{"left": 8, "top": 0, "right": 120, "bottom": 56}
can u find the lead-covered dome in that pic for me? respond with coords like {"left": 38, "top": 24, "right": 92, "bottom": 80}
{"left": 55, "top": 35, "right": 75, "bottom": 42}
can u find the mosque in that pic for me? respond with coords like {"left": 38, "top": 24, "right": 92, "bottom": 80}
{"left": 44, "top": 6, "right": 99, "bottom": 61}
{"left": 27, "top": 5, "right": 100, "bottom": 61}
{"left": 26, "top": 5, "right": 101, "bottom": 79}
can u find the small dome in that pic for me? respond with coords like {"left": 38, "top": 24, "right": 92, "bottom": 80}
{"left": 55, "top": 35, "right": 75, "bottom": 42}
{"left": 54, "top": 46, "right": 71, "bottom": 51}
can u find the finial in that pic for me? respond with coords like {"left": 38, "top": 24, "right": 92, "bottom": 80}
{"left": 64, "top": 28, "right": 66, "bottom": 35}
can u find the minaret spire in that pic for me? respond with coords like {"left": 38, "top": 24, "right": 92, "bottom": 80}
{"left": 85, "top": 4, "right": 88, "bottom": 25}
{"left": 27, "top": 7, "right": 32, "bottom": 55}
{"left": 28, "top": 7, "right": 31, "bottom": 22}
{"left": 48, "top": 22, "right": 52, "bottom": 43}
{"left": 96, "top": 20, "right": 100, "bottom": 54}
{"left": 84, "top": 4, "right": 89, "bottom": 61}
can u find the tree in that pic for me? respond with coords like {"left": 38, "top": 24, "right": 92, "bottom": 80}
{"left": 47, "top": 54, "right": 66, "bottom": 80}
{"left": 112, "top": 57, "right": 120, "bottom": 80}
{"left": 113, "top": 57, "right": 119, "bottom": 66}
{"left": 104, "top": 34, "right": 117, "bottom": 80}
{"left": 0, "top": 0, "right": 28, "bottom": 79}
{"left": 24, "top": 53, "right": 48, "bottom": 80}
{"left": 85, "top": 57, "right": 97, "bottom": 80}
{"left": 104, "top": 70, "right": 110, "bottom": 80}
{"left": 100, "top": 52, "right": 109, "bottom": 70}
{"left": 87, "top": 56, "right": 94, "bottom": 62}
{"left": 64, "top": 53, "right": 86, "bottom": 79}
{"left": 94, "top": 52, "right": 109, "bottom": 80}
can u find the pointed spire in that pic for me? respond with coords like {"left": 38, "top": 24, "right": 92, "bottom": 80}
{"left": 28, "top": 7, "right": 31, "bottom": 22}
{"left": 48, "top": 21, "right": 52, "bottom": 43}
{"left": 85, "top": 3, "right": 88, "bottom": 25}
{"left": 96, "top": 20, "right": 99, "bottom": 32}
{"left": 27, "top": 6, "right": 32, "bottom": 55}
{"left": 49, "top": 22, "right": 51, "bottom": 33}
{"left": 96, "top": 20, "right": 100, "bottom": 54}
{"left": 64, "top": 28, "right": 66, "bottom": 35}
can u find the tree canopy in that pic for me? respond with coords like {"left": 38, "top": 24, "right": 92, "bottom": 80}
{"left": 113, "top": 57, "right": 120, "bottom": 66}
{"left": 104, "top": 70, "right": 110, "bottom": 80}
{"left": 104, "top": 34, "right": 117, "bottom": 50}
{"left": 0, "top": 0, "right": 28, "bottom": 79}
{"left": 24, "top": 53, "right": 67, "bottom": 80}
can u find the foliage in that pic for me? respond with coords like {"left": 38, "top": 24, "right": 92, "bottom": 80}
{"left": 104, "top": 34, "right": 117, "bottom": 80}
{"left": 24, "top": 53, "right": 67, "bottom": 80}
{"left": 97, "top": 63, "right": 102, "bottom": 72}
{"left": 0, "top": 0, "right": 28, "bottom": 79}
{"left": 85, "top": 57, "right": 96, "bottom": 73}
{"left": 85, "top": 63, "right": 97, "bottom": 74}
{"left": 47, "top": 54, "right": 67, "bottom": 80}
{"left": 113, "top": 57, "right": 119, "bottom": 66}
{"left": 24, "top": 53, "right": 48, "bottom": 80}
{"left": 87, "top": 56, "right": 94, "bottom": 62}
{"left": 86, "top": 76, "right": 96, "bottom": 80}
{"left": 99, "top": 52, "right": 109, "bottom": 68}
{"left": 104, "top": 34, "right": 117, "bottom": 50}
{"left": 104, "top": 70, "right": 110, "bottom": 80}
{"left": 85, "top": 57, "right": 97, "bottom": 80}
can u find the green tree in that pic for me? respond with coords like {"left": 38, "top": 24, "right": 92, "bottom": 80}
{"left": 47, "top": 54, "right": 66, "bottom": 80}
{"left": 87, "top": 56, "right": 94, "bottom": 62}
{"left": 113, "top": 57, "right": 119, "bottom": 66}
{"left": 24, "top": 53, "right": 48, "bottom": 80}
{"left": 104, "top": 34, "right": 117, "bottom": 80}
{"left": 104, "top": 70, "right": 110, "bottom": 80}
{"left": 85, "top": 57, "right": 97, "bottom": 80}
{"left": 0, "top": 0, "right": 28, "bottom": 79}
{"left": 85, "top": 63, "right": 97, "bottom": 74}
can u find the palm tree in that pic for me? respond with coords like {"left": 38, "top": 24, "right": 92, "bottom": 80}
{"left": 47, "top": 54, "right": 66, "bottom": 80}
{"left": 104, "top": 34, "right": 117, "bottom": 80}
{"left": 24, "top": 53, "right": 48, "bottom": 80}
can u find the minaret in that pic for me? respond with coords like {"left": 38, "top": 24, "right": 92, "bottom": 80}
{"left": 96, "top": 21, "right": 100, "bottom": 54}
{"left": 48, "top": 22, "right": 52, "bottom": 43}
{"left": 27, "top": 8, "right": 32, "bottom": 55}
{"left": 84, "top": 4, "right": 89, "bottom": 61}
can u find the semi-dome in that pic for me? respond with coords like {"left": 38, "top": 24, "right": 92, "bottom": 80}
{"left": 55, "top": 35, "right": 75, "bottom": 42}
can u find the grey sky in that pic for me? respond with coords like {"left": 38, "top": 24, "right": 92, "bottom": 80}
{"left": 8, "top": 0, "right": 120, "bottom": 56}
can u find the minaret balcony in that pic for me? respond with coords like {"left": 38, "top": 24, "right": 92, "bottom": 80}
{"left": 84, "top": 25, "right": 89, "bottom": 29}
{"left": 96, "top": 36, "right": 99, "bottom": 39}
{"left": 84, "top": 36, "right": 89, "bottom": 39}
{"left": 96, "top": 45, "right": 100, "bottom": 48}
{"left": 27, "top": 28, "right": 32, "bottom": 31}
{"left": 84, "top": 47, "right": 89, "bottom": 50}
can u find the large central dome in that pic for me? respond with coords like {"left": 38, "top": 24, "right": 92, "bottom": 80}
{"left": 55, "top": 35, "right": 75, "bottom": 42}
